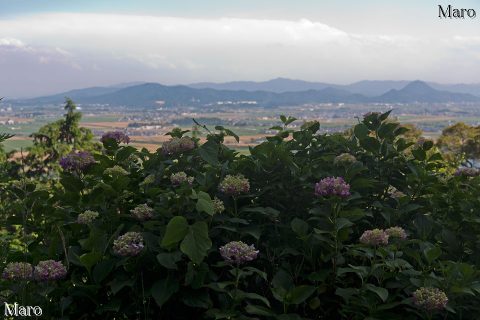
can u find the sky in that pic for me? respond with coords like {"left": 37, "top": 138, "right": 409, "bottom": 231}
{"left": 0, "top": 0, "right": 479, "bottom": 97}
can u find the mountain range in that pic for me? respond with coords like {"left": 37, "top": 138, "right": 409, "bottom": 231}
{"left": 12, "top": 79, "right": 480, "bottom": 108}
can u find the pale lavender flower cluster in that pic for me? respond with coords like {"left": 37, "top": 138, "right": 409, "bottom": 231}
{"left": 219, "top": 241, "right": 259, "bottom": 265}
{"left": 59, "top": 151, "right": 96, "bottom": 172}
{"left": 359, "top": 229, "right": 389, "bottom": 246}
{"left": 104, "top": 165, "right": 129, "bottom": 176}
{"left": 385, "top": 226, "right": 408, "bottom": 240}
{"left": 77, "top": 210, "right": 99, "bottom": 224}
{"left": 213, "top": 197, "right": 225, "bottom": 214}
{"left": 33, "top": 260, "right": 68, "bottom": 281}
{"left": 388, "top": 186, "right": 406, "bottom": 199}
{"left": 130, "top": 204, "right": 154, "bottom": 221}
{"left": 2, "top": 262, "right": 33, "bottom": 280}
{"left": 100, "top": 131, "right": 130, "bottom": 144}
{"left": 454, "top": 167, "right": 480, "bottom": 177}
{"left": 170, "top": 172, "right": 194, "bottom": 186}
{"left": 113, "top": 232, "right": 144, "bottom": 257}
{"left": 314, "top": 177, "right": 350, "bottom": 198}
{"left": 219, "top": 175, "right": 250, "bottom": 196}
{"left": 413, "top": 287, "right": 448, "bottom": 311}
{"left": 162, "top": 137, "right": 195, "bottom": 155}
{"left": 334, "top": 153, "right": 357, "bottom": 166}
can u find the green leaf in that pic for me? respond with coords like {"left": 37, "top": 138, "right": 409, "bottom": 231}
{"left": 116, "top": 146, "right": 137, "bottom": 162}
{"left": 365, "top": 284, "right": 388, "bottom": 302}
{"left": 354, "top": 123, "right": 370, "bottom": 139}
{"left": 238, "top": 290, "right": 271, "bottom": 307}
{"left": 93, "top": 259, "right": 116, "bottom": 283}
{"left": 198, "top": 140, "right": 219, "bottom": 165}
{"left": 110, "top": 277, "right": 135, "bottom": 294}
{"left": 412, "top": 148, "right": 426, "bottom": 161}
{"left": 287, "top": 285, "right": 316, "bottom": 305}
{"left": 291, "top": 218, "right": 309, "bottom": 236}
{"left": 245, "top": 304, "right": 276, "bottom": 317}
{"left": 161, "top": 216, "right": 189, "bottom": 249}
{"left": 180, "top": 221, "right": 212, "bottom": 264}
{"left": 151, "top": 276, "right": 179, "bottom": 308}
{"left": 156, "top": 251, "right": 183, "bottom": 270}
{"left": 79, "top": 251, "right": 102, "bottom": 274}
{"left": 335, "top": 218, "right": 353, "bottom": 231}
{"left": 423, "top": 246, "right": 442, "bottom": 264}
{"left": 196, "top": 191, "right": 215, "bottom": 216}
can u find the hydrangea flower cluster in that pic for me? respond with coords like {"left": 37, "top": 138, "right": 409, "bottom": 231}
{"left": 219, "top": 175, "right": 250, "bottom": 196}
{"left": 77, "top": 210, "right": 99, "bottom": 224}
{"left": 2, "top": 262, "right": 33, "bottom": 280}
{"left": 141, "top": 174, "right": 156, "bottom": 186}
{"left": 314, "top": 177, "right": 350, "bottom": 198}
{"left": 334, "top": 153, "right": 357, "bottom": 166}
{"left": 170, "top": 172, "right": 194, "bottom": 186}
{"left": 100, "top": 131, "right": 130, "bottom": 144}
{"left": 213, "top": 197, "right": 225, "bottom": 214}
{"left": 59, "top": 151, "right": 96, "bottom": 173}
{"left": 385, "top": 226, "right": 407, "bottom": 240}
{"left": 413, "top": 287, "right": 448, "bottom": 311}
{"left": 162, "top": 137, "right": 195, "bottom": 155}
{"left": 130, "top": 204, "right": 154, "bottom": 221}
{"left": 388, "top": 186, "right": 406, "bottom": 199}
{"left": 359, "top": 229, "right": 389, "bottom": 246}
{"left": 113, "top": 232, "right": 144, "bottom": 257}
{"left": 33, "top": 260, "right": 68, "bottom": 281}
{"left": 454, "top": 167, "right": 480, "bottom": 177}
{"left": 104, "top": 165, "right": 129, "bottom": 176}
{"left": 219, "top": 241, "right": 259, "bottom": 265}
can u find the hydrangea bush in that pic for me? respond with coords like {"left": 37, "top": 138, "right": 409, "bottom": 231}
{"left": 1, "top": 111, "right": 480, "bottom": 319}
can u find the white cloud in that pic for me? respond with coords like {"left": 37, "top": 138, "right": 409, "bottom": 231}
{"left": 0, "top": 13, "right": 478, "bottom": 96}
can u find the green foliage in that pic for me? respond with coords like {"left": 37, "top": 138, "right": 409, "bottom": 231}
{"left": 437, "top": 122, "right": 480, "bottom": 167}
{"left": 26, "top": 98, "right": 99, "bottom": 176}
{"left": 1, "top": 111, "right": 480, "bottom": 319}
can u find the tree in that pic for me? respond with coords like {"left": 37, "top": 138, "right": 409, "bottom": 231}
{"left": 437, "top": 122, "right": 480, "bottom": 167}
{"left": 26, "top": 98, "right": 99, "bottom": 175}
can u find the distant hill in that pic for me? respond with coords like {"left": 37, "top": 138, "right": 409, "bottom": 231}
{"left": 13, "top": 80, "right": 480, "bottom": 107}
{"left": 189, "top": 77, "right": 336, "bottom": 93}
{"left": 375, "top": 81, "right": 480, "bottom": 103}
{"left": 189, "top": 78, "right": 480, "bottom": 97}
{"left": 429, "top": 83, "right": 480, "bottom": 97}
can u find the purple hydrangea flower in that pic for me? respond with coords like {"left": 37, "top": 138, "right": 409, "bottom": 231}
{"left": 100, "top": 131, "right": 130, "bottom": 144}
{"left": 359, "top": 229, "right": 389, "bottom": 246}
{"left": 170, "top": 172, "right": 194, "bottom": 186}
{"left": 59, "top": 151, "right": 96, "bottom": 173}
{"left": 413, "top": 287, "right": 448, "bottom": 311}
{"left": 219, "top": 175, "right": 250, "bottom": 196}
{"left": 130, "top": 204, "right": 154, "bottom": 221}
{"left": 113, "top": 232, "right": 144, "bottom": 257}
{"left": 219, "top": 241, "right": 259, "bottom": 265}
{"left": 162, "top": 137, "right": 195, "bottom": 155}
{"left": 385, "top": 226, "right": 407, "bottom": 240}
{"left": 454, "top": 167, "right": 480, "bottom": 177}
{"left": 2, "top": 262, "right": 33, "bottom": 280}
{"left": 314, "top": 177, "right": 350, "bottom": 198}
{"left": 33, "top": 260, "right": 67, "bottom": 281}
